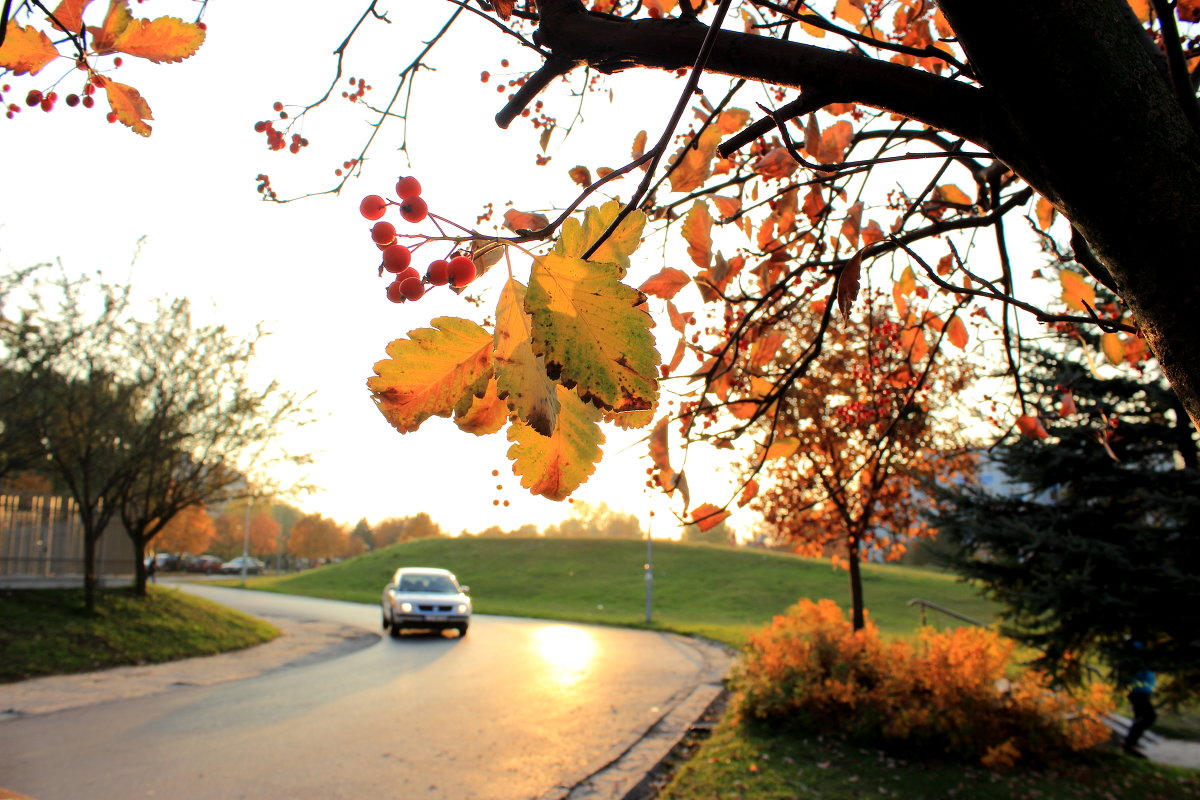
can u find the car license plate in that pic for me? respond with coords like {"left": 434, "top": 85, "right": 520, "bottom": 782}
{"left": 425, "top": 615, "right": 448, "bottom": 622}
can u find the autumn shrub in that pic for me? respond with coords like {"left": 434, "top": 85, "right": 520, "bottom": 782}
{"left": 731, "top": 598, "right": 1113, "bottom": 768}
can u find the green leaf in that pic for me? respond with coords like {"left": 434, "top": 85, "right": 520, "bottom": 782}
{"left": 368, "top": 316, "right": 493, "bottom": 433}
{"left": 554, "top": 200, "right": 647, "bottom": 276}
{"left": 527, "top": 252, "right": 660, "bottom": 413}
{"left": 507, "top": 386, "right": 604, "bottom": 501}
{"left": 494, "top": 277, "right": 559, "bottom": 436}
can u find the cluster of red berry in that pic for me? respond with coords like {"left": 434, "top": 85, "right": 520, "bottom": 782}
{"left": 361, "top": 177, "right": 480, "bottom": 304}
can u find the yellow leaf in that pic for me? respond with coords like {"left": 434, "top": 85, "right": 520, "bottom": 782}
{"left": 494, "top": 278, "right": 560, "bottom": 437}
{"left": 935, "top": 184, "right": 972, "bottom": 206}
{"left": 602, "top": 407, "right": 655, "bottom": 430}
{"left": 835, "top": 0, "right": 865, "bottom": 24}
{"left": 1060, "top": 269, "right": 1095, "bottom": 312}
{"left": 716, "top": 107, "right": 750, "bottom": 134}
{"left": 0, "top": 22, "right": 60, "bottom": 76}
{"left": 682, "top": 200, "right": 713, "bottom": 269}
{"left": 102, "top": 79, "right": 153, "bottom": 136}
{"left": 689, "top": 502, "right": 730, "bottom": 532}
{"left": 368, "top": 317, "right": 494, "bottom": 434}
{"left": 110, "top": 15, "right": 204, "bottom": 63}
{"left": 669, "top": 126, "right": 722, "bottom": 193}
{"left": 764, "top": 436, "right": 799, "bottom": 460}
{"left": 892, "top": 265, "right": 916, "bottom": 316}
{"left": 632, "top": 129, "right": 647, "bottom": 161}
{"left": 454, "top": 378, "right": 509, "bottom": 435}
{"left": 527, "top": 252, "right": 660, "bottom": 413}
{"left": 88, "top": 0, "right": 133, "bottom": 53}
{"left": 946, "top": 314, "right": 969, "bottom": 349}
{"left": 1101, "top": 332, "right": 1125, "bottom": 366}
{"left": 1035, "top": 196, "right": 1056, "bottom": 231}
{"left": 507, "top": 386, "right": 604, "bottom": 501}
{"left": 554, "top": 199, "right": 647, "bottom": 274}
{"left": 639, "top": 268, "right": 691, "bottom": 300}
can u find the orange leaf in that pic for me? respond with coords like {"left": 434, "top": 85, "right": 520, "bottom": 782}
{"left": 568, "top": 165, "right": 591, "bottom": 186}
{"left": 1124, "top": 334, "right": 1149, "bottom": 364}
{"left": 666, "top": 301, "right": 692, "bottom": 333}
{"left": 1060, "top": 269, "right": 1095, "bottom": 312}
{"left": 103, "top": 79, "right": 153, "bottom": 136}
{"left": 752, "top": 147, "right": 799, "bottom": 179}
{"left": 712, "top": 196, "right": 742, "bottom": 220}
{"left": 892, "top": 265, "right": 916, "bottom": 316}
{"left": 1035, "top": 196, "right": 1056, "bottom": 231}
{"left": 818, "top": 120, "right": 853, "bottom": 164}
{"left": 88, "top": 0, "right": 133, "bottom": 53}
{"left": 1101, "top": 332, "right": 1124, "bottom": 366}
{"left": 666, "top": 339, "right": 686, "bottom": 374}
{"left": 861, "top": 219, "right": 884, "bottom": 245}
{"left": 696, "top": 252, "right": 742, "bottom": 302}
{"left": 835, "top": 0, "right": 865, "bottom": 24}
{"left": 632, "top": 130, "right": 647, "bottom": 161}
{"left": 837, "top": 251, "right": 862, "bottom": 322}
{"left": 669, "top": 127, "right": 721, "bottom": 193}
{"left": 1127, "top": 0, "right": 1151, "bottom": 22}
{"left": 935, "top": 184, "right": 972, "bottom": 206}
{"left": 764, "top": 436, "right": 799, "bottom": 460}
{"left": 715, "top": 107, "right": 750, "bottom": 134}
{"left": 682, "top": 200, "right": 713, "bottom": 269}
{"left": 1016, "top": 415, "right": 1050, "bottom": 440}
{"left": 840, "top": 201, "right": 863, "bottom": 248}
{"left": 649, "top": 415, "right": 671, "bottom": 476}
{"left": 690, "top": 503, "right": 730, "bottom": 532}
{"left": 801, "top": 187, "right": 826, "bottom": 224}
{"left": 503, "top": 209, "right": 549, "bottom": 233}
{"left": 737, "top": 480, "right": 758, "bottom": 508}
{"left": 804, "top": 115, "right": 820, "bottom": 157}
{"left": 1059, "top": 391, "right": 1077, "bottom": 418}
{"left": 1180, "top": 0, "right": 1200, "bottom": 22}
{"left": 492, "top": 0, "right": 516, "bottom": 19}
{"left": 639, "top": 268, "right": 691, "bottom": 300}
{"left": 0, "top": 22, "right": 60, "bottom": 76}
{"left": 748, "top": 331, "right": 785, "bottom": 370}
{"left": 454, "top": 379, "right": 509, "bottom": 435}
{"left": 110, "top": 15, "right": 204, "bottom": 63}
{"left": 50, "top": 0, "right": 95, "bottom": 33}
{"left": 946, "top": 314, "right": 968, "bottom": 349}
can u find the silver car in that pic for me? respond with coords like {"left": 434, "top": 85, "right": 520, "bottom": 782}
{"left": 381, "top": 567, "right": 471, "bottom": 637}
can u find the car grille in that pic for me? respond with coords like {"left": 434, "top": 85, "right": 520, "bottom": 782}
{"left": 418, "top": 604, "right": 455, "bottom": 613}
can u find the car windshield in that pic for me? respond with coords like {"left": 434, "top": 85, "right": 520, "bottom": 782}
{"left": 396, "top": 573, "right": 458, "bottom": 593}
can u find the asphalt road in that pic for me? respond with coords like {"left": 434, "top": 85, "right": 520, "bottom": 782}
{"left": 0, "top": 585, "right": 729, "bottom": 800}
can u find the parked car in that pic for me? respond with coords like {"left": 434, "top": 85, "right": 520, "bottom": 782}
{"left": 381, "top": 567, "right": 471, "bottom": 637}
{"left": 153, "top": 552, "right": 183, "bottom": 571}
{"left": 219, "top": 556, "right": 265, "bottom": 575}
{"left": 185, "top": 554, "right": 225, "bottom": 574}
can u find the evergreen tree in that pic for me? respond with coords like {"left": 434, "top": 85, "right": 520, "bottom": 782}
{"left": 931, "top": 340, "right": 1200, "bottom": 700}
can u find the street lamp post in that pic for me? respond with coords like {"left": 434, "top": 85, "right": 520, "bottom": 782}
{"left": 644, "top": 513, "right": 653, "bottom": 624}
{"left": 240, "top": 495, "right": 252, "bottom": 587}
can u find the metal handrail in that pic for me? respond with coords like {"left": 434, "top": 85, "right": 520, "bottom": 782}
{"left": 907, "top": 598, "right": 987, "bottom": 628}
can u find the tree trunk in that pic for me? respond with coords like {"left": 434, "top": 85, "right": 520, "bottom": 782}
{"left": 83, "top": 530, "right": 98, "bottom": 613}
{"left": 134, "top": 541, "right": 148, "bottom": 596}
{"left": 847, "top": 533, "right": 865, "bottom": 631}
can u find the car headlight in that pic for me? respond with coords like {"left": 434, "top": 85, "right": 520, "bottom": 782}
{"left": 400, "top": 602, "right": 413, "bottom": 613}
{"left": 457, "top": 603, "right": 468, "bottom": 614}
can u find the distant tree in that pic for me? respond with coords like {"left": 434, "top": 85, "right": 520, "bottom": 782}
{"left": 350, "top": 518, "right": 375, "bottom": 551}
{"left": 373, "top": 512, "right": 444, "bottom": 548}
{"left": 931, "top": 339, "right": 1200, "bottom": 698}
{"left": 682, "top": 517, "right": 735, "bottom": 545}
{"left": 543, "top": 501, "right": 645, "bottom": 539}
{"left": 210, "top": 508, "right": 280, "bottom": 560}
{"left": 287, "top": 513, "right": 347, "bottom": 561}
{"left": 154, "top": 504, "right": 216, "bottom": 555}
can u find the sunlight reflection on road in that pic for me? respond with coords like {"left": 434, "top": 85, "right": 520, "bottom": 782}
{"left": 533, "top": 625, "right": 598, "bottom": 688}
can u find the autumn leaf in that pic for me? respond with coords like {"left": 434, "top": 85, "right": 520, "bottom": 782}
{"left": 712, "top": 196, "right": 742, "bottom": 220}
{"left": 737, "top": 479, "right": 759, "bottom": 508}
{"left": 494, "top": 278, "right": 559, "bottom": 437}
{"left": 1016, "top": 414, "right": 1050, "bottom": 440}
{"left": 835, "top": 0, "right": 865, "bottom": 25}
{"left": 1101, "top": 332, "right": 1124, "bottom": 366}
{"left": 1060, "top": 269, "right": 1095, "bottom": 312}
{"left": 802, "top": 187, "right": 826, "bottom": 224}
{"left": 526, "top": 252, "right": 660, "bottom": 413}
{"left": 818, "top": 120, "right": 854, "bottom": 164}
{"left": 103, "top": 79, "right": 153, "bottom": 136}
{"left": 632, "top": 129, "right": 648, "bottom": 161}
{"left": 0, "top": 22, "right": 60, "bottom": 75}
{"left": 492, "top": 0, "right": 517, "bottom": 19}
{"left": 455, "top": 378, "right": 509, "bottom": 435}
{"left": 88, "top": 0, "right": 133, "bottom": 52}
{"left": 696, "top": 252, "right": 743, "bottom": 302}
{"left": 752, "top": 147, "right": 799, "bottom": 179}
{"left": 1035, "top": 196, "right": 1056, "bottom": 231}
{"left": 554, "top": 200, "right": 647, "bottom": 274}
{"left": 649, "top": 415, "right": 675, "bottom": 491}
{"left": 934, "top": 184, "right": 972, "bottom": 206}
{"left": 503, "top": 209, "right": 549, "bottom": 233}
{"left": 840, "top": 201, "right": 863, "bottom": 248}
{"left": 689, "top": 502, "right": 730, "bottom": 532}
{"left": 946, "top": 314, "right": 969, "bottom": 349}
{"left": 639, "top": 268, "right": 691, "bottom": 300}
{"left": 470, "top": 239, "right": 505, "bottom": 271}
{"left": 669, "top": 126, "right": 722, "bottom": 193}
{"left": 682, "top": 200, "right": 713, "bottom": 269}
{"left": 368, "top": 316, "right": 494, "bottom": 434}
{"left": 861, "top": 219, "right": 884, "bottom": 245}
{"left": 507, "top": 386, "right": 604, "bottom": 500}
{"left": 50, "top": 0, "right": 95, "bottom": 33}
{"left": 667, "top": 300, "right": 693, "bottom": 333}
{"left": 837, "top": 251, "right": 863, "bottom": 322}
{"left": 568, "top": 165, "right": 591, "bottom": 186}
{"left": 716, "top": 107, "right": 750, "bottom": 134}
{"left": 749, "top": 331, "right": 785, "bottom": 371}
{"left": 1059, "top": 390, "right": 1078, "bottom": 417}
{"left": 602, "top": 407, "right": 655, "bottom": 430}
{"left": 892, "top": 264, "right": 916, "bottom": 316}
{"left": 1127, "top": 0, "right": 1151, "bottom": 22}
{"left": 764, "top": 436, "right": 800, "bottom": 460}
{"left": 108, "top": 15, "right": 205, "bottom": 63}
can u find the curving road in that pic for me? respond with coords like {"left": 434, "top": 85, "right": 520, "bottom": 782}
{"left": 0, "top": 585, "right": 729, "bottom": 800}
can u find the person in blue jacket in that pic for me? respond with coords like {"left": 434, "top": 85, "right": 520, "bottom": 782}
{"left": 1124, "top": 640, "right": 1157, "bottom": 757}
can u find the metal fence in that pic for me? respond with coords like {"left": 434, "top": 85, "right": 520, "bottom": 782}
{"left": 0, "top": 493, "right": 134, "bottom": 585}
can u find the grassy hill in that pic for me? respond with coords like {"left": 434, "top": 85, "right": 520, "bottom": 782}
{"left": 248, "top": 537, "right": 997, "bottom": 646}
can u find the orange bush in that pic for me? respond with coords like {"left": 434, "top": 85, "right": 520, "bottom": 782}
{"left": 731, "top": 598, "right": 1112, "bottom": 768}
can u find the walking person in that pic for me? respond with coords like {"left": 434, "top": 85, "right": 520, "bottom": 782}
{"left": 1123, "top": 639, "right": 1157, "bottom": 758}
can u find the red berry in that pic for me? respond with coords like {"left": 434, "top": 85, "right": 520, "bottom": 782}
{"left": 449, "top": 256, "right": 477, "bottom": 288}
{"left": 399, "top": 277, "right": 425, "bottom": 301}
{"left": 396, "top": 176, "right": 422, "bottom": 199}
{"left": 81, "top": 95, "right": 94, "bottom": 108}
{"left": 272, "top": 101, "right": 283, "bottom": 111}
{"left": 395, "top": 267, "right": 420, "bottom": 284}
{"left": 385, "top": 282, "right": 405, "bottom": 304}
{"left": 25, "top": 90, "right": 42, "bottom": 107}
{"left": 426, "top": 260, "right": 451, "bottom": 286}
{"left": 371, "top": 221, "right": 397, "bottom": 246}
{"left": 113, "top": 56, "right": 123, "bottom": 67}
{"left": 399, "top": 196, "right": 428, "bottom": 224}
{"left": 381, "top": 245, "right": 412, "bottom": 273}
{"left": 65, "top": 94, "right": 80, "bottom": 107}
{"left": 359, "top": 195, "right": 387, "bottom": 221}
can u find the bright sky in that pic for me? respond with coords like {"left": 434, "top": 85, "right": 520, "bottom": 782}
{"left": 0, "top": 0, "right": 751, "bottom": 535}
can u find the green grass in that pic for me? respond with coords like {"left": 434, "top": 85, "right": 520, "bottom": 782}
{"left": 242, "top": 536, "right": 998, "bottom": 647}
{"left": 657, "top": 717, "right": 1200, "bottom": 800}
{"left": 0, "top": 586, "right": 280, "bottom": 683}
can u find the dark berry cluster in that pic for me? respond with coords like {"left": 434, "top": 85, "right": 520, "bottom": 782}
{"left": 361, "top": 177, "right": 480, "bottom": 306}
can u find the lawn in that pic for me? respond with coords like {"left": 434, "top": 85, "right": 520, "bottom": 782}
{"left": 0, "top": 586, "right": 279, "bottom": 683}
{"left": 243, "top": 536, "right": 999, "bottom": 647}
